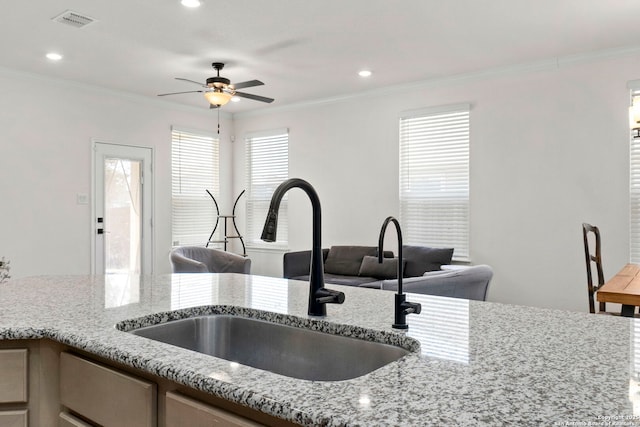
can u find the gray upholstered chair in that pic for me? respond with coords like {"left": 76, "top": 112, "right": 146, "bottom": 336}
{"left": 379, "top": 264, "right": 493, "bottom": 301}
{"left": 170, "top": 246, "right": 251, "bottom": 274}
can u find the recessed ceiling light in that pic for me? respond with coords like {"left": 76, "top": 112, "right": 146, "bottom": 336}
{"left": 46, "top": 52, "right": 63, "bottom": 61}
{"left": 358, "top": 70, "right": 372, "bottom": 77}
{"left": 230, "top": 97, "right": 241, "bottom": 103}
{"left": 181, "top": 0, "right": 201, "bottom": 7}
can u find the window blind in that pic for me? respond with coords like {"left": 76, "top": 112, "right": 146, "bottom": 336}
{"left": 631, "top": 89, "right": 640, "bottom": 263}
{"left": 245, "top": 129, "right": 289, "bottom": 248}
{"left": 171, "top": 128, "right": 219, "bottom": 247}
{"left": 399, "top": 105, "right": 470, "bottom": 261}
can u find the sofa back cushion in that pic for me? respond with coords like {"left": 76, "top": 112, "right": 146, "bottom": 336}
{"left": 359, "top": 256, "right": 405, "bottom": 279}
{"left": 402, "top": 245, "right": 454, "bottom": 277}
{"left": 324, "top": 246, "right": 378, "bottom": 276}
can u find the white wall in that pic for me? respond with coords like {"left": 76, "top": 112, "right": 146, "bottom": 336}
{"left": 0, "top": 69, "right": 233, "bottom": 277}
{"left": 232, "top": 53, "right": 639, "bottom": 312}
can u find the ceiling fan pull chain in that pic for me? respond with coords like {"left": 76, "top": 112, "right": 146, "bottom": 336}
{"left": 217, "top": 107, "right": 220, "bottom": 135}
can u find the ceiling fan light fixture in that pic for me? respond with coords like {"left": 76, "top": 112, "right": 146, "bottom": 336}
{"left": 204, "top": 90, "right": 232, "bottom": 106}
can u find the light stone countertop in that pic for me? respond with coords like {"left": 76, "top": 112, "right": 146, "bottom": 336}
{"left": 0, "top": 273, "right": 638, "bottom": 426}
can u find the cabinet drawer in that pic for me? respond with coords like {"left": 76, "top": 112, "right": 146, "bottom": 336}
{"left": 0, "top": 349, "right": 27, "bottom": 403}
{"left": 166, "top": 391, "right": 262, "bottom": 427}
{"left": 59, "top": 352, "right": 156, "bottom": 427}
{"left": 59, "top": 411, "right": 93, "bottom": 427}
{"left": 0, "top": 410, "right": 27, "bottom": 427}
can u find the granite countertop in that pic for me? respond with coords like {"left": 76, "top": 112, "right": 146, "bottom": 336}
{"left": 0, "top": 273, "right": 638, "bottom": 426}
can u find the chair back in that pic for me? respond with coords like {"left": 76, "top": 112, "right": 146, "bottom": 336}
{"left": 170, "top": 246, "right": 251, "bottom": 274}
{"left": 582, "top": 223, "right": 605, "bottom": 313}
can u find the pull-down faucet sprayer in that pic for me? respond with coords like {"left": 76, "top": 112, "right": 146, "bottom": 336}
{"left": 378, "top": 216, "right": 421, "bottom": 329}
{"left": 261, "top": 178, "right": 345, "bottom": 316}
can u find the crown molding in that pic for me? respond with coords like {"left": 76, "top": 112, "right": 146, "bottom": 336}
{"left": 2, "top": 43, "right": 639, "bottom": 122}
{"left": 234, "top": 44, "right": 640, "bottom": 120}
{"left": 0, "top": 65, "right": 231, "bottom": 118}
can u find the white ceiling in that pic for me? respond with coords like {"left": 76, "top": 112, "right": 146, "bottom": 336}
{"left": 1, "top": 1, "right": 639, "bottom": 113}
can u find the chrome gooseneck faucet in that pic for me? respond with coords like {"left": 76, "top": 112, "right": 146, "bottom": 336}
{"left": 378, "top": 216, "right": 421, "bottom": 329}
{"left": 261, "top": 178, "right": 345, "bottom": 316}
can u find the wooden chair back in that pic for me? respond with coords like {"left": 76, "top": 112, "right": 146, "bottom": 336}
{"left": 582, "top": 223, "right": 606, "bottom": 313}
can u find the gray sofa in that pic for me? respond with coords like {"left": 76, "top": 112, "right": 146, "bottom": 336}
{"left": 282, "top": 245, "right": 492, "bottom": 301}
{"left": 372, "top": 266, "right": 493, "bottom": 301}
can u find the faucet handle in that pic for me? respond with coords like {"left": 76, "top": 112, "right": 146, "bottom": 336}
{"left": 401, "top": 300, "right": 422, "bottom": 315}
{"left": 315, "top": 287, "right": 346, "bottom": 304}
{"left": 392, "top": 293, "right": 421, "bottom": 329}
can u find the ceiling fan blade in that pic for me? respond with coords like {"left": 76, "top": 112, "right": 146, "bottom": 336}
{"left": 232, "top": 80, "right": 264, "bottom": 90}
{"left": 157, "top": 90, "right": 204, "bottom": 96}
{"left": 234, "top": 91, "right": 274, "bottom": 103}
{"left": 175, "top": 77, "right": 207, "bottom": 87}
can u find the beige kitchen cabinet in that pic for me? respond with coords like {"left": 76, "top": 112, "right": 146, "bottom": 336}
{"left": 0, "top": 410, "right": 27, "bottom": 427}
{"left": 0, "top": 349, "right": 28, "bottom": 403}
{"left": 59, "top": 352, "right": 156, "bottom": 427}
{"left": 0, "top": 341, "right": 294, "bottom": 427}
{"left": 58, "top": 411, "right": 93, "bottom": 427}
{"left": 0, "top": 340, "right": 64, "bottom": 427}
{"left": 165, "top": 391, "right": 263, "bottom": 427}
{"left": 0, "top": 348, "right": 28, "bottom": 427}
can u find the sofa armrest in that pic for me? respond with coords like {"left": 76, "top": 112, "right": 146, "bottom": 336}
{"left": 380, "top": 265, "right": 493, "bottom": 301}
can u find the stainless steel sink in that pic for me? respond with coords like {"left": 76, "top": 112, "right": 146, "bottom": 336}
{"left": 128, "top": 315, "right": 410, "bottom": 381}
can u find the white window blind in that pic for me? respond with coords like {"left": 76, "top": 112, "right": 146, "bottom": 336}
{"left": 399, "top": 104, "right": 470, "bottom": 261}
{"left": 630, "top": 88, "right": 640, "bottom": 263}
{"left": 245, "top": 129, "right": 289, "bottom": 248}
{"left": 171, "top": 128, "right": 219, "bottom": 247}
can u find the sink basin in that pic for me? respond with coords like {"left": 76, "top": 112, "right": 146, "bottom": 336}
{"left": 127, "top": 315, "right": 410, "bottom": 381}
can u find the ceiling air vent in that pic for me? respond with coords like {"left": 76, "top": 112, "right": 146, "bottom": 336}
{"left": 52, "top": 10, "right": 96, "bottom": 28}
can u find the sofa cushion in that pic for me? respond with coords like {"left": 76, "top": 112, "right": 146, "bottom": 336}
{"left": 323, "top": 273, "right": 379, "bottom": 287}
{"left": 358, "top": 256, "right": 404, "bottom": 279}
{"left": 422, "top": 269, "right": 453, "bottom": 277}
{"left": 402, "top": 245, "right": 454, "bottom": 277}
{"left": 358, "top": 280, "right": 383, "bottom": 289}
{"left": 288, "top": 273, "right": 380, "bottom": 287}
{"left": 289, "top": 275, "right": 310, "bottom": 282}
{"left": 324, "top": 246, "right": 378, "bottom": 276}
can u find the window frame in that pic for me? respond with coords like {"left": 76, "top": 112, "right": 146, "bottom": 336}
{"left": 630, "top": 85, "right": 640, "bottom": 263}
{"left": 399, "top": 104, "right": 471, "bottom": 262}
{"left": 244, "top": 128, "right": 289, "bottom": 249}
{"left": 170, "top": 127, "right": 220, "bottom": 247}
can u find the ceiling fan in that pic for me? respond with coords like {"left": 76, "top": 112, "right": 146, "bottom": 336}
{"left": 157, "top": 62, "right": 275, "bottom": 108}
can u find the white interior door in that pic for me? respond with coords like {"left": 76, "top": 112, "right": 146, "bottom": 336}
{"left": 93, "top": 142, "right": 153, "bottom": 275}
